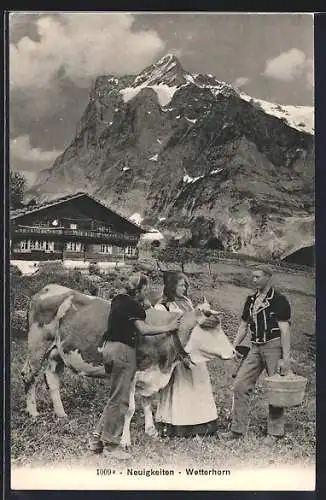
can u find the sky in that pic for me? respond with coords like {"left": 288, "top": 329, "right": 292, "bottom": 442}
{"left": 9, "top": 12, "right": 314, "bottom": 186}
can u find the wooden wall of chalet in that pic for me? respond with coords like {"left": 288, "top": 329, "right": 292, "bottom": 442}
{"left": 10, "top": 195, "right": 142, "bottom": 261}
{"left": 12, "top": 196, "right": 141, "bottom": 235}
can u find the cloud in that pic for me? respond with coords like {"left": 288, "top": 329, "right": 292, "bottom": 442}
{"left": 10, "top": 13, "right": 165, "bottom": 90}
{"left": 263, "top": 48, "right": 313, "bottom": 88}
{"left": 232, "top": 76, "right": 251, "bottom": 88}
{"left": 10, "top": 135, "right": 63, "bottom": 163}
{"left": 305, "top": 58, "right": 314, "bottom": 87}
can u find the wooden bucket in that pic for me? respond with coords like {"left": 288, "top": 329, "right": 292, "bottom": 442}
{"left": 264, "top": 372, "right": 307, "bottom": 408}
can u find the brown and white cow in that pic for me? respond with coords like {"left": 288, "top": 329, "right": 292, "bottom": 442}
{"left": 21, "top": 284, "right": 235, "bottom": 447}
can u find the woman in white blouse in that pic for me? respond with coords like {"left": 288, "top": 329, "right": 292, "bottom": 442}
{"left": 154, "top": 271, "right": 219, "bottom": 438}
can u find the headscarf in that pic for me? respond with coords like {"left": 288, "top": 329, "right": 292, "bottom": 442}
{"left": 125, "top": 273, "right": 148, "bottom": 296}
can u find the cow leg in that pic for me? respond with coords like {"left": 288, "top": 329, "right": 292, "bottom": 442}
{"left": 120, "top": 375, "right": 137, "bottom": 450}
{"left": 44, "top": 348, "right": 67, "bottom": 418}
{"left": 142, "top": 396, "right": 158, "bottom": 438}
{"left": 22, "top": 359, "right": 40, "bottom": 418}
{"left": 25, "top": 381, "right": 39, "bottom": 418}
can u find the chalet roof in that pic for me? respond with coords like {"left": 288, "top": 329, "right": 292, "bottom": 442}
{"left": 10, "top": 192, "right": 146, "bottom": 233}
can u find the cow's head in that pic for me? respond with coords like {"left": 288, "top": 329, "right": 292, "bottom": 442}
{"left": 185, "top": 299, "right": 235, "bottom": 362}
{"left": 195, "top": 296, "right": 222, "bottom": 316}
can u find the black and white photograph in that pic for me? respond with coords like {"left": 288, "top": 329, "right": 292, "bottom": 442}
{"left": 8, "top": 11, "right": 315, "bottom": 491}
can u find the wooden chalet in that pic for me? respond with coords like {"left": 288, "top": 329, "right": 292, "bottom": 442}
{"left": 10, "top": 192, "right": 145, "bottom": 262}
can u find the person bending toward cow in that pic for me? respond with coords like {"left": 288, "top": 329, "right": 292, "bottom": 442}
{"left": 223, "top": 265, "right": 291, "bottom": 445}
{"left": 154, "top": 271, "right": 221, "bottom": 438}
{"left": 89, "top": 273, "right": 180, "bottom": 460}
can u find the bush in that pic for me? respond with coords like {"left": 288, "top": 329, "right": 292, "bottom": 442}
{"left": 10, "top": 268, "right": 101, "bottom": 314}
{"left": 157, "top": 247, "right": 226, "bottom": 265}
{"left": 133, "top": 259, "right": 158, "bottom": 274}
{"left": 11, "top": 312, "right": 27, "bottom": 339}
{"left": 89, "top": 263, "right": 100, "bottom": 275}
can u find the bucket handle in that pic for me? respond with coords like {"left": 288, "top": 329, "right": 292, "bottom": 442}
{"left": 275, "top": 367, "right": 295, "bottom": 378}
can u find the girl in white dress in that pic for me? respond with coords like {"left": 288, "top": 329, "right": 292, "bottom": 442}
{"left": 154, "top": 272, "right": 218, "bottom": 438}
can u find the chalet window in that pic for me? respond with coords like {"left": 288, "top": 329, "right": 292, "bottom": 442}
{"left": 70, "top": 223, "right": 77, "bottom": 230}
{"left": 20, "top": 240, "right": 29, "bottom": 250}
{"left": 126, "top": 246, "right": 135, "bottom": 255}
{"left": 65, "top": 242, "right": 82, "bottom": 252}
{"left": 29, "top": 240, "right": 42, "bottom": 250}
{"left": 98, "top": 225, "right": 112, "bottom": 233}
{"left": 17, "top": 240, "right": 55, "bottom": 252}
{"left": 44, "top": 241, "right": 55, "bottom": 251}
{"left": 100, "top": 244, "right": 113, "bottom": 254}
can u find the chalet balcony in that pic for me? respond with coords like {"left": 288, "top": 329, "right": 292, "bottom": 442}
{"left": 12, "top": 225, "right": 139, "bottom": 245}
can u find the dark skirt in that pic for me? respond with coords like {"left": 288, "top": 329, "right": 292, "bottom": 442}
{"left": 156, "top": 419, "right": 218, "bottom": 438}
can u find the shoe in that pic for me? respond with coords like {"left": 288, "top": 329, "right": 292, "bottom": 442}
{"left": 263, "top": 435, "right": 283, "bottom": 446}
{"left": 160, "top": 425, "right": 169, "bottom": 439}
{"left": 220, "top": 430, "right": 243, "bottom": 440}
{"left": 88, "top": 435, "right": 103, "bottom": 454}
{"left": 103, "top": 446, "right": 132, "bottom": 460}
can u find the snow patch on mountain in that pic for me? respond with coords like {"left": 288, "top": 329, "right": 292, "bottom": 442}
{"left": 129, "top": 213, "right": 143, "bottom": 225}
{"left": 141, "top": 229, "right": 165, "bottom": 242}
{"left": 240, "top": 93, "right": 314, "bottom": 134}
{"left": 149, "top": 154, "right": 158, "bottom": 161}
{"left": 183, "top": 173, "right": 204, "bottom": 184}
{"left": 185, "top": 74, "right": 195, "bottom": 84}
{"left": 120, "top": 84, "right": 179, "bottom": 106}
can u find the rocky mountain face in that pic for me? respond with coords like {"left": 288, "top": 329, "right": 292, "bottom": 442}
{"left": 28, "top": 54, "right": 315, "bottom": 259}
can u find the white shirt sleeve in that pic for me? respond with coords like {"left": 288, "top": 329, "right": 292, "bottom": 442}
{"left": 154, "top": 304, "right": 167, "bottom": 311}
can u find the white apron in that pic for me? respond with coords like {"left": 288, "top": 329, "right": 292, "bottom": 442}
{"left": 155, "top": 299, "right": 218, "bottom": 426}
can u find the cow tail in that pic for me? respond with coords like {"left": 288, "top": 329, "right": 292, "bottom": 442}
{"left": 26, "top": 305, "right": 30, "bottom": 333}
{"left": 21, "top": 359, "right": 34, "bottom": 393}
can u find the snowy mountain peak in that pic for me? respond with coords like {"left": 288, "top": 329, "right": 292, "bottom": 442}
{"left": 132, "top": 53, "right": 186, "bottom": 88}
{"left": 28, "top": 52, "right": 315, "bottom": 261}
{"left": 156, "top": 53, "right": 182, "bottom": 67}
{"left": 88, "top": 54, "right": 313, "bottom": 136}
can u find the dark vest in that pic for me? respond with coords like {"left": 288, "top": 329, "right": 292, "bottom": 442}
{"left": 246, "top": 288, "right": 288, "bottom": 344}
